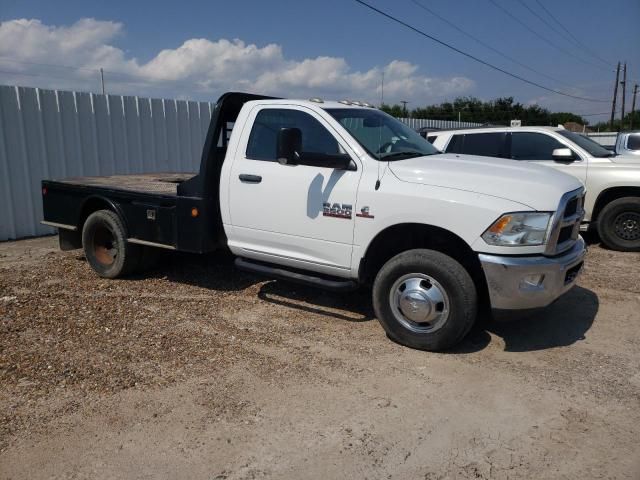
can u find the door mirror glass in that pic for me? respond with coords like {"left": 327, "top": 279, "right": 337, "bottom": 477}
{"left": 277, "top": 127, "right": 302, "bottom": 165}
{"left": 552, "top": 147, "right": 576, "bottom": 161}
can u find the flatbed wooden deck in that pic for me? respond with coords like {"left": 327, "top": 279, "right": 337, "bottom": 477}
{"left": 55, "top": 173, "right": 196, "bottom": 196}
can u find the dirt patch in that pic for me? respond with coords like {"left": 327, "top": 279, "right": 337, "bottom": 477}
{"left": 1, "top": 236, "right": 639, "bottom": 479}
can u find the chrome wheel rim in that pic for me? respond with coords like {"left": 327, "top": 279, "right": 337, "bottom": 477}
{"left": 613, "top": 212, "right": 640, "bottom": 241}
{"left": 389, "top": 273, "right": 450, "bottom": 333}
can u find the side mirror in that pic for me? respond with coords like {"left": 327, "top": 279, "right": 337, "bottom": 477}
{"left": 277, "top": 128, "right": 302, "bottom": 165}
{"left": 552, "top": 148, "right": 576, "bottom": 162}
{"left": 276, "top": 127, "right": 353, "bottom": 170}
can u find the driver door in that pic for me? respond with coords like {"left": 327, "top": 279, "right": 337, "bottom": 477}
{"left": 227, "top": 106, "right": 362, "bottom": 276}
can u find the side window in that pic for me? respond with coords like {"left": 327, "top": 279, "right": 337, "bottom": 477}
{"left": 246, "top": 109, "right": 340, "bottom": 161}
{"left": 445, "top": 134, "right": 464, "bottom": 153}
{"left": 460, "top": 133, "right": 507, "bottom": 158}
{"left": 426, "top": 135, "right": 437, "bottom": 144}
{"left": 511, "top": 132, "right": 565, "bottom": 161}
{"left": 627, "top": 134, "right": 640, "bottom": 151}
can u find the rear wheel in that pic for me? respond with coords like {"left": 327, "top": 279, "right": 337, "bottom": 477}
{"left": 372, "top": 249, "right": 477, "bottom": 351}
{"left": 82, "top": 210, "right": 141, "bottom": 278}
{"left": 597, "top": 197, "right": 640, "bottom": 252}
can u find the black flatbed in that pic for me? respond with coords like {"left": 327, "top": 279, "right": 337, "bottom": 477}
{"left": 54, "top": 173, "right": 196, "bottom": 196}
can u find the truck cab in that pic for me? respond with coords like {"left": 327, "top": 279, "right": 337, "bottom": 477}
{"left": 42, "top": 93, "right": 587, "bottom": 351}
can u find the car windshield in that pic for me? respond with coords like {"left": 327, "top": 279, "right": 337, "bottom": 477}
{"left": 325, "top": 108, "right": 440, "bottom": 160}
{"left": 558, "top": 130, "right": 613, "bottom": 158}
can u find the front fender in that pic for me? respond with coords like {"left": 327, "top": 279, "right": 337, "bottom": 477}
{"left": 350, "top": 181, "right": 535, "bottom": 275}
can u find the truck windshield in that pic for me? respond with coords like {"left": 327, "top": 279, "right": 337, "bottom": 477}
{"left": 557, "top": 130, "right": 613, "bottom": 158}
{"left": 325, "top": 108, "right": 440, "bottom": 160}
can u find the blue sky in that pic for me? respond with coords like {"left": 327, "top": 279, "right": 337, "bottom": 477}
{"left": 1, "top": 0, "right": 638, "bottom": 122}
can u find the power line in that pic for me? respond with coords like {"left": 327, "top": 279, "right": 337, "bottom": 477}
{"left": 409, "top": 0, "right": 573, "bottom": 88}
{"left": 353, "top": 0, "right": 610, "bottom": 103}
{"left": 533, "top": 0, "right": 615, "bottom": 69}
{"left": 517, "top": 0, "right": 612, "bottom": 70}
{"left": 487, "top": 0, "right": 613, "bottom": 73}
{"left": 0, "top": 67, "right": 613, "bottom": 120}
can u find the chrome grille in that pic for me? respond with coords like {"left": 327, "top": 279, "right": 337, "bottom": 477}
{"left": 545, "top": 188, "right": 585, "bottom": 256}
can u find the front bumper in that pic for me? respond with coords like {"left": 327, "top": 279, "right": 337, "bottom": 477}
{"left": 478, "top": 236, "right": 586, "bottom": 310}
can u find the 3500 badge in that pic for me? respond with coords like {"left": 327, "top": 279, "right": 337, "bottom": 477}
{"left": 323, "top": 202, "right": 352, "bottom": 219}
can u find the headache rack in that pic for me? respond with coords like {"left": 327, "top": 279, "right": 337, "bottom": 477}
{"left": 545, "top": 187, "right": 586, "bottom": 256}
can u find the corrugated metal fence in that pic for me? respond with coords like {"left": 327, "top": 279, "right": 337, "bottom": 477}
{"left": 0, "top": 85, "right": 214, "bottom": 240}
{"left": 585, "top": 131, "right": 617, "bottom": 147}
{"left": 397, "top": 117, "right": 483, "bottom": 130}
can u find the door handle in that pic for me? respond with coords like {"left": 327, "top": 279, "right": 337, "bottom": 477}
{"left": 239, "top": 174, "right": 262, "bottom": 184}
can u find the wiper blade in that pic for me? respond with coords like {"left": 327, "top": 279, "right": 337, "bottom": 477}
{"left": 380, "top": 151, "right": 423, "bottom": 160}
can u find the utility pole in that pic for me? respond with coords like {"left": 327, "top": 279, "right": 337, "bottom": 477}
{"left": 631, "top": 84, "right": 638, "bottom": 130}
{"left": 610, "top": 61, "right": 620, "bottom": 130}
{"left": 400, "top": 100, "right": 408, "bottom": 118}
{"left": 620, "top": 62, "right": 627, "bottom": 128}
{"left": 100, "top": 68, "right": 105, "bottom": 95}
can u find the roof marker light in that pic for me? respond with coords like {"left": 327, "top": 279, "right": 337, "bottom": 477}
{"left": 339, "top": 100, "right": 352, "bottom": 105}
{"left": 309, "top": 97, "right": 324, "bottom": 103}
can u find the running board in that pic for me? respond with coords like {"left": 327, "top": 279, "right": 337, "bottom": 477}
{"left": 235, "top": 257, "right": 358, "bottom": 292}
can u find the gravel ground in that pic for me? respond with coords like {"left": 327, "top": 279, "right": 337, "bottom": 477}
{"left": 1, "top": 235, "right": 639, "bottom": 479}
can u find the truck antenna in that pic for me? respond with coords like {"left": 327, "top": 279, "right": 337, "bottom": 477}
{"left": 376, "top": 70, "right": 384, "bottom": 190}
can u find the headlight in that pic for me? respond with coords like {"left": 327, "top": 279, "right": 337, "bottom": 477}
{"left": 482, "top": 212, "right": 552, "bottom": 246}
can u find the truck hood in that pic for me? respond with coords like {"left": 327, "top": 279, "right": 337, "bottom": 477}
{"left": 388, "top": 153, "right": 583, "bottom": 211}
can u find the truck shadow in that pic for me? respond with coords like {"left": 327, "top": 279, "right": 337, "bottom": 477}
{"left": 581, "top": 230, "right": 601, "bottom": 247}
{"left": 257, "top": 281, "right": 374, "bottom": 323}
{"left": 137, "top": 250, "right": 257, "bottom": 292}
{"left": 453, "top": 286, "right": 599, "bottom": 353}
{"left": 135, "top": 251, "right": 599, "bottom": 353}
{"left": 136, "top": 250, "right": 375, "bottom": 321}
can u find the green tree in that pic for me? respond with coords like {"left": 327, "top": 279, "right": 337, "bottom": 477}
{"left": 380, "top": 103, "right": 405, "bottom": 117}
{"left": 592, "top": 111, "right": 640, "bottom": 131}
{"left": 385, "top": 96, "right": 588, "bottom": 126}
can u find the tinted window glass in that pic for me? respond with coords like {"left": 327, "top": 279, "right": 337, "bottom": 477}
{"left": 445, "top": 135, "right": 464, "bottom": 153}
{"left": 511, "top": 132, "right": 565, "bottom": 160}
{"left": 627, "top": 134, "right": 640, "bottom": 151}
{"left": 426, "top": 135, "right": 437, "bottom": 144}
{"left": 461, "top": 133, "right": 507, "bottom": 157}
{"left": 558, "top": 130, "right": 612, "bottom": 157}
{"left": 247, "top": 109, "right": 339, "bottom": 161}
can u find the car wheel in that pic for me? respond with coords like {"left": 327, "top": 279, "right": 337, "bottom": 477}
{"left": 372, "top": 249, "right": 477, "bottom": 351}
{"left": 597, "top": 197, "right": 640, "bottom": 252}
{"left": 82, "top": 209, "right": 141, "bottom": 278}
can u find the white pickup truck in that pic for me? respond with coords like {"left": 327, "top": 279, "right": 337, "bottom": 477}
{"left": 615, "top": 130, "right": 640, "bottom": 157}
{"left": 42, "top": 93, "right": 586, "bottom": 351}
{"left": 427, "top": 126, "right": 640, "bottom": 251}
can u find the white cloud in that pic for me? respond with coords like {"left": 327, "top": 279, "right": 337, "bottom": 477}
{"left": 0, "top": 18, "right": 474, "bottom": 104}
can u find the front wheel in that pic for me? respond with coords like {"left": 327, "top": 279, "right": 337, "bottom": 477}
{"left": 597, "top": 197, "right": 640, "bottom": 252}
{"left": 372, "top": 249, "right": 477, "bottom": 351}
